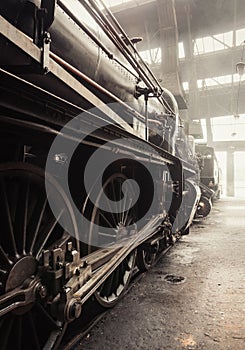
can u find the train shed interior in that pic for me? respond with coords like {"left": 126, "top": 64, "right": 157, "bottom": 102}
{"left": 0, "top": 1, "right": 244, "bottom": 349}
{"left": 74, "top": 1, "right": 245, "bottom": 348}
{"left": 109, "top": 0, "right": 245, "bottom": 198}
{"left": 77, "top": 198, "right": 245, "bottom": 350}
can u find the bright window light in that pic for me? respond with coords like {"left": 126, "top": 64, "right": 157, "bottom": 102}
{"left": 236, "top": 28, "right": 245, "bottom": 46}
{"left": 235, "top": 152, "right": 245, "bottom": 198}
{"left": 194, "top": 31, "right": 233, "bottom": 55}
{"left": 197, "top": 80, "right": 203, "bottom": 89}
{"left": 203, "top": 36, "right": 214, "bottom": 53}
{"left": 182, "top": 81, "right": 189, "bottom": 91}
{"left": 216, "top": 75, "right": 233, "bottom": 84}
{"left": 104, "top": 0, "right": 133, "bottom": 7}
{"left": 211, "top": 115, "right": 245, "bottom": 141}
{"left": 178, "top": 42, "right": 185, "bottom": 59}
{"left": 197, "top": 74, "right": 244, "bottom": 89}
{"left": 62, "top": 0, "right": 97, "bottom": 30}
{"left": 223, "top": 31, "right": 233, "bottom": 46}
{"left": 195, "top": 119, "right": 207, "bottom": 143}
{"left": 215, "top": 151, "right": 226, "bottom": 195}
{"left": 139, "top": 48, "right": 161, "bottom": 64}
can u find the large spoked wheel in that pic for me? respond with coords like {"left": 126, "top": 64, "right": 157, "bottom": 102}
{"left": 95, "top": 251, "right": 136, "bottom": 308}
{"left": 196, "top": 196, "right": 212, "bottom": 218}
{"left": 83, "top": 173, "right": 137, "bottom": 254}
{"left": 136, "top": 241, "right": 159, "bottom": 272}
{"left": 83, "top": 173, "right": 137, "bottom": 307}
{"left": 0, "top": 162, "right": 78, "bottom": 350}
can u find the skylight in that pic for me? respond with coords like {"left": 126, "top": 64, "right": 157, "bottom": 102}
{"left": 197, "top": 74, "right": 244, "bottom": 89}
{"left": 182, "top": 82, "right": 189, "bottom": 91}
{"left": 178, "top": 42, "right": 185, "bottom": 59}
{"left": 104, "top": 0, "right": 133, "bottom": 7}
{"left": 139, "top": 48, "right": 162, "bottom": 65}
{"left": 236, "top": 28, "right": 245, "bottom": 46}
{"left": 194, "top": 31, "right": 233, "bottom": 55}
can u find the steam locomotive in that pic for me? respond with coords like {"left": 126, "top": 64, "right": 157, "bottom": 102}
{"left": 0, "top": 1, "right": 201, "bottom": 348}
{"left": 193, "top": 144, "right": 222, "bottom": 218}
{"left": 195, "top": 144, "right": 222, "bottom": 201}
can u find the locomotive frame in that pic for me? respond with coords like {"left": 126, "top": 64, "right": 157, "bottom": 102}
{"left": 0, "top": 1, "right": 201, "bottom": 348}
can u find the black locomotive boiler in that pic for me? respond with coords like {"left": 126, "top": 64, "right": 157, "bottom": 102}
{"left": 0, "top": 1, "right": 201, "bottom": 348}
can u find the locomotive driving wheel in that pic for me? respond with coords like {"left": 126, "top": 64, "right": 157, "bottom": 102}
{"left": 196, "top": 196, "right": 212, "bottom": 218}
{"left": 136, "top": 241, "right": 159, "bottom": 272}
{"left": 83, "top": 173, "right": 137, "bottom": 307}
{"left": 95, "top": 251, "right": 136, "bottom": 308}
{"left": 0, "top": 162, "right": 79, "bottom": 350}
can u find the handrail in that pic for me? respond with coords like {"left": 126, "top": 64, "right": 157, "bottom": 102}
{"left": 57, "top": 0, "right": 139, "bottom": 80}
{"left": 86, "top": 0, "right": 176, "bottom": 115}
{"left": 57, "top": 0, "right": 176, "bottom": 116}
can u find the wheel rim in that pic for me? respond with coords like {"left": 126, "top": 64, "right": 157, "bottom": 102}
{"left": 196, "top": 196, "right": 212, "bottom": 218}
{"left": 83, "top": 173, "right": 137, "bottom": 307}
{"left": 0, "top": 162, "right": 78, "bottom": 350}
{"left": 95, "top": 251, "right": 136, "bottom": 308}
{"left": 136, "top": 241, "right": 159, "bottom": 272}
{"left": 83, "top": 173, "right": 137, "bottom": 254}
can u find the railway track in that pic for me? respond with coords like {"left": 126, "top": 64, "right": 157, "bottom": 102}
{"left": 0, "top": 1, "right": 203, "bottom": 348}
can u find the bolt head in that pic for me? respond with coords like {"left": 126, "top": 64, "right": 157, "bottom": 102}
{"left": 38, "top": 285, "right": 47, "bottom": 299}
{"left": 69, "top": 300, "right": 82, "bottom": 320}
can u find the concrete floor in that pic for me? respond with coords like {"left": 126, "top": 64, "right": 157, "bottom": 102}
{"left": 78, "top": 198, "right": 245, "bottom": 350}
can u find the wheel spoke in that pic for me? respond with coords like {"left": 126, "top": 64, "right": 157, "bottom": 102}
{"left": 15, "top": 317, "right": 23, "bottom": 350}
{"left": 0, "top": 317, "right": 14, "bottom": 350}
{"left": 22, "top": 181, "right": 30, "bottom": 255}
{"left": 28, "top": 312, "right": 41, "bottom": 350}
{"left": 125, "top": 211, "right": 133, "bottom": 227}
{"left": 118, "top": 262, "right": 125, "bottom": 286}
{"left": 95, "top": 252, "right": 135, "bottom": 307}
{"left": 104, "top": 195, "right": 118, "bottom": 227}
{"left": 0, "top": 245, "right": 13, "bottom": 266}
{"left": 36, "top": 303, "right": 60, "bottom": 328}
{"left": 118, "top": 180, "right": 122, "bottom": 223}
{"left": 28, "top": 197, "right": 48, "bottom": 254}
{"left": 0, "top": 267, "right": 7, "bottom": 274}
{"left": 14, "top": 179, "right": 30, "bottom": 255}
{"left": 123, "top": 198, "right": 133, "bottom": 226}
{"left": 0, "top": 179, "right": 18, "bottom": 258}
{"left": 85, "top": 173, "right": 137, "bottom": 306}
{"left": 0, "top": 163, "right": 77, "bottom": 350}
{"left": 100, "top": 273, "right": 114, "bottom": 298}
{"left": 111, "top": 180, "right": 120, "bottom": 223}
{"left": 121, "top": 187, "right": 128, "bottom": 224}
{"left": 111, "top": 266, "right": 120, "bottom": 295}
{"left": 33, "top": 210, "right": 64, "bottom": 259}
{"left": 8, "top": 181, "right": 19, "bottom": 229}
{"left": 136, "top": 244, "right": 157, "bottom": 272}
{"left": 99, "top": 211, "right": 115, "bottom": 229}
